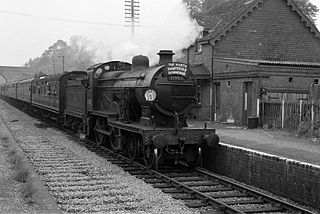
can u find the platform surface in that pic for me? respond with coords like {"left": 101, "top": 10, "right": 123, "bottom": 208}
{"left": 188, "top": 120, "right": 320, "bottom": 167}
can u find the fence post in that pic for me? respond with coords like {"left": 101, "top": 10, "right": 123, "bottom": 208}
{"left": 299, "top": 100, "right": 302, "bottom": 123}
{"left": 311, "top": 100, "right": 314, "bottom": 130}
{"left": 281, "top": 99, "right": 285, "bottom": 129}
{"left": 257, "top": 98, "right": 260, "bottom": 117}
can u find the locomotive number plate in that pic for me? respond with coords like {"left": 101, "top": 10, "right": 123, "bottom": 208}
{"left": 144, "top": 89, "right": 156, "bottom": 101}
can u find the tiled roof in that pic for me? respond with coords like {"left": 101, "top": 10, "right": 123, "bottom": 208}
{"left": 199, "top": 0, "right": 320, "bottom": 43}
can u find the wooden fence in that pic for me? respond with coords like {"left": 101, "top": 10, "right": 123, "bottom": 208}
{"left": 261, "top": 100, "right": 320, "bottom": 131}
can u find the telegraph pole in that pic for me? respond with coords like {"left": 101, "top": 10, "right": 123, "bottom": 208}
{"left": 125, "top": 0, "right": 140, "bottom": 37}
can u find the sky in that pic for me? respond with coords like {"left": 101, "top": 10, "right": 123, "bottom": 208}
{"left": 0, "top": 0, "right": 202, "bottom": 66}
{"left": 0, "top": 0, "right": 320, "bottom": 66}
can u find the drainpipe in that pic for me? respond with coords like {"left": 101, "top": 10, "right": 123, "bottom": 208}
{"left": 208, "top": 40, "right": 215, "bottom": 123}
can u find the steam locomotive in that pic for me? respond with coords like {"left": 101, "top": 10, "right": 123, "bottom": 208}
{"left": 0, "top": 50, "right": 219, "bottom": 169}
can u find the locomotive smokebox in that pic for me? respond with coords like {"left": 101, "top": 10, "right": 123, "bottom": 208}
{"left": 132, "top": 55, "right": 149, "bottom": 72}
{"left": 158, "top": 50, "right": 174, "bottom": 64}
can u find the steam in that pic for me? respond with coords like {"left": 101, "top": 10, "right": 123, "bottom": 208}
{"left": 94, "top": 0, "right": 203, "bottom": 64}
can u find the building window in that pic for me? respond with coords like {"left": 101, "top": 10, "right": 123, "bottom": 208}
{"left": 195, "top": 43, "right": 202, "bottom": 53}
{"left": 289, "top": 77, "right": 293, "bottom": 82}
{"left": 227, "top": 80, "right": 231, "bottom": 87}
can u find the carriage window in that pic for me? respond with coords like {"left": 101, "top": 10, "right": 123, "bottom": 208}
{"left": 52, "top": 85, "right": 57, "bottom": 96}
{"left": 47, "top": 85, "right": 51, "bottom": 95}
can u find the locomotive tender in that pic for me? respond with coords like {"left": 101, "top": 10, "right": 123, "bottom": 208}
{"left": 0, "top": 50, "right": 219, "bottom": 169}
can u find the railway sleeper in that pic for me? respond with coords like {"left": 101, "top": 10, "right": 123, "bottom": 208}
{"left": 209, "top": 192, "right": 248, "bottom": 198}
{"left": 161, "top": 188, "right": 185, "bottom": 194}
{"left": 159, "top": 170, "right": 191, "bottom": 174}
{"left": 152, "top": 183, "right": 172, "bottom": 188}
{"left": 126, "top": 170, "right": 149, "bottom": 175}
{"left": 122, "top": 166, "right": 140, "bottom": 171}
{"left": 144, "top": 178, "right": 165, "bottom": 183}
{"left": 186, "top": 200, "right": 208, "bottom": 208}
{"left": 222, "top": 199, "right": 263, "bottom": 205}
{"left": 240, "top": 206, "right": 282, "bottom": 213}
{"left": 136, "top": 174, "right": 154, "bottom": 179}
{"left": 198, "top": 186, "right": 233, "bottom": 192}
{"left": 172, "top": 194, "right": 195, "bottom": 200}
{"left": 174, "top": 176, "right": 208, "bottom": 182}
{"left": 185, "top": 181, "right": 219, "bottom": 187}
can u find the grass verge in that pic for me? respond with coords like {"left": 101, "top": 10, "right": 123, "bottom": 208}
{"left": 6, "top": 141, "right": 37, "bottom": 204}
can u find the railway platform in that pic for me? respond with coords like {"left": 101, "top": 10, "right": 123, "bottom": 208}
{"left": 188, "top": 120, "right": 320, "bottom": 212}
{"left": 188, "top": 120, "right": 320, "bottom": 166}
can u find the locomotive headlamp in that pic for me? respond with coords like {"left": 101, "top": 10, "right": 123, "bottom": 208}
{"left": 144, "top": 89, "right": 156, "bottom": 102}
{"left": 202, "top": 133, "right": 220, "bottom": 147}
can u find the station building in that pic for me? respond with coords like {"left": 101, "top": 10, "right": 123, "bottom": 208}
{"left": 182, "top": 0, "right": 320, "bottom": 126}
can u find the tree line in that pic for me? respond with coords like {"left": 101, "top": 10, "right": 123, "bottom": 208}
{"left": 25, "top": 35, "right": 95, "bottom": 77}
{"left": 184, "top": 0, "right": 319, "bottom": 24}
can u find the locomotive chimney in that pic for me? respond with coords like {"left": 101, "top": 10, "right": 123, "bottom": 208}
{"left": 131, "top": 55, "right": 149, "bottom": 72}
{"left": 157, "top": 50, "right": 174, "bottom": 64}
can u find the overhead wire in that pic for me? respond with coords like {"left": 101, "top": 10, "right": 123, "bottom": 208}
{"left": 0, "top": 9, "right": 125, "bottom": 27}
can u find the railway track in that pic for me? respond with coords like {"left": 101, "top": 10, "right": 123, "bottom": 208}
{"left": 83, "top": 141, "right": 316, "bottom": 214}
{"left": 3, "top": 103, "right": 317, "bottom": 214}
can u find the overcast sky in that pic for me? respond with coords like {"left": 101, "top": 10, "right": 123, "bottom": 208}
{"left": 0, "top": 0, "right": 320, "bottom": 66}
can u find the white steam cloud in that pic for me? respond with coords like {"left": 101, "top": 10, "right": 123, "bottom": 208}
{"left": 94, "top": 0, "right": 203, "bottom": 64}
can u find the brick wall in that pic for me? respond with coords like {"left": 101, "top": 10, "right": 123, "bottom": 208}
{"left": 213, "top": 0, "right": 320, "bottom": 62}
{"left": 203, "top": 144, "right": 320, "bottom": 210}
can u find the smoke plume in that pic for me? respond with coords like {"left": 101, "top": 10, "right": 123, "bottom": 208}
{"left": 94, "top": 0, "right": 203, "bottom": 64}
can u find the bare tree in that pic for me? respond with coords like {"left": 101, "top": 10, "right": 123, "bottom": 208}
{"left": 24, "top": 35, "right": 96, "bottom": 74}
{"left": 69, "top": 35, "right": 96, "bottom": 70}
{"left": 185, "top": 0, "right": 318, "bottom": 24}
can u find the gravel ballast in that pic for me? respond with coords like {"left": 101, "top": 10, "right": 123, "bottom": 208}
{"left": 0, "top": 99, "right": 200, "bottom": 214}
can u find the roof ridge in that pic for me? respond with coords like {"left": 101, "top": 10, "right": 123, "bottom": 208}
{"left": 285, "top": 0, "right": 320, "bottom": 38}
{"left": 204, "top": 0, "right": 320, "bottom": 45}
{"left": 208, "top": 0, "right": 264, "bottom": 45}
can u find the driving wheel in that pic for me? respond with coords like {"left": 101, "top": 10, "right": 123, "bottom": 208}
{"left": 110, "top": 127, "right": 122, "bottom": 151}
{"left": 144, "top": 145, "right": 158, "bottom": 170}
{"left": 94, "top": 117, "right": 106, "bottom": 146}
{"left": 127, "top": 134, "right": 140, "bottom": 160}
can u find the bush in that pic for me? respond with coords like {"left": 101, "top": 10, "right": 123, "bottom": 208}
{"left": 8, "top": 148, "right": 31, "bottom": 182}
{"left": 22, "top": 177, "right": 37, "bottom": 204}
{"left": 15, "top": 164, "right": 31, "bottom": 183}
{"left": 8, "top": 149, "right": 21, "bottom": 165}
{"left": 296, "top": 122, "right": 312, "bottom": 137}
{"left": 296, "top": 114, "right": 320, "bottom": 139}
{"left": 1, "top": 136, "right": 9, "bottom": 147}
